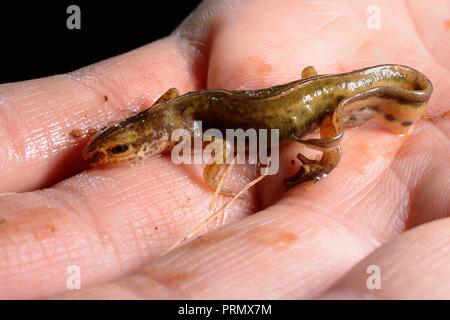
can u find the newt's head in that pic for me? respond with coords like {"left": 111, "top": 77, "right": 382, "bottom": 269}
{"left": 82, "top": 123, "right": 143, "bottom": 166}
{"left": 83, "top": 107, "right": 172, "bottom": 167}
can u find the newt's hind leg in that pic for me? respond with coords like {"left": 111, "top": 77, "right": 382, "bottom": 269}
{"left": 285, "top": 113, "right": 342, "bottom": 187}
{"left": 152, "top": 88, "right": 179, "bottom": 106}
{"left": 285, "top": 84, "right": 428, "bottom": 187}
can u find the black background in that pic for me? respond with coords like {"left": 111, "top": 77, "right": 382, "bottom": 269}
{"left": 0, "top": 1, "right": 202, "bottom": 83}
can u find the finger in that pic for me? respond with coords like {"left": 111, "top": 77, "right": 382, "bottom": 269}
{"left": 0, "top": 36, "right": 203, "bottom": 192}
{"left": 0, "top": 158, "right": 259, "bottom": 299}
{"left": 318, "top": 218, "right": 450, "bottom": 299}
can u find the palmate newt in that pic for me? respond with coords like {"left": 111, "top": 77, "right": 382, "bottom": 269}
{"left": 82, "top": 64, "right": 433, "bottom": 188}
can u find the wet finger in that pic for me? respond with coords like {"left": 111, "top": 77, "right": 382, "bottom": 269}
{"left": 319, "top": 218, "right": 450, "bottom": 299}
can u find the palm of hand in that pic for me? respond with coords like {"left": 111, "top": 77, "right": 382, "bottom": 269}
{"left": 0, "top": 0, "right": 448, "bottom": 299}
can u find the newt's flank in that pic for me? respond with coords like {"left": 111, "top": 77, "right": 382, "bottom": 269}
{"left": 82, "top": 64, "right": 432, "bottom": 188}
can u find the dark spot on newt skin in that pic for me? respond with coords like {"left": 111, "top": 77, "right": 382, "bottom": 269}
{"left": 369, "top": 105, "right": 380, "bottom": 113}
{"left": 384, "top": 113, "right": 396, "bottom": 121}
{"left": 104, "top": 95, "right": 108, "bottom": 102}
{"left": 402, "top": 120, "right": 413, "bottom": 127}
{"left": 291, "top": 159, "right": 296, "bottom": 165}
{"left": 393, "top": 96, "right": 426, "bottom": 106}
{"left": 336, "top": 95, "right": 345, "bottom": 102}
{"left": 154, "top": 226, "right": 158, "bottom": 230}
{"left": 85, "top": 151, "right": 105, "bottom": 165}
{"left": 413, "top": 82, "right": 422, "bottom": 90}
{"left": 411, "top": 101, "right": 424, "bottom": 108}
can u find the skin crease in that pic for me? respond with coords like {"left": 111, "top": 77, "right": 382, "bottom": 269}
{"left": 0, "top": 0, "right": 448, "bottom": 299}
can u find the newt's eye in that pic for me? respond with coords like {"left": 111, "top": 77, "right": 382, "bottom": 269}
{"left": 110, "top": 144, "right": 129, "bottom": 154}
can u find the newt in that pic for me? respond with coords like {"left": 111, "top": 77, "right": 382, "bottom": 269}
{"left": 82, "top": 64, "right": 433, "bottom": 188}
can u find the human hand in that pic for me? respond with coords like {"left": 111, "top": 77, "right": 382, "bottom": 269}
{"left": 0, "top": 0, "right": 448, "bottom": 299}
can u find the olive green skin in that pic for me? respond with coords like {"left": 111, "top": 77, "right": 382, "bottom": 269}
{"left": 82, "top": 64, "right": 432, "bottom": 166}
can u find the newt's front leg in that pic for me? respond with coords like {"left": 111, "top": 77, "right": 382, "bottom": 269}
{"left": 285, "top": 113, "right": 342, "bottom": 187}
{"left": 152, "top": 88, "right": 179, "bottom": 106}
